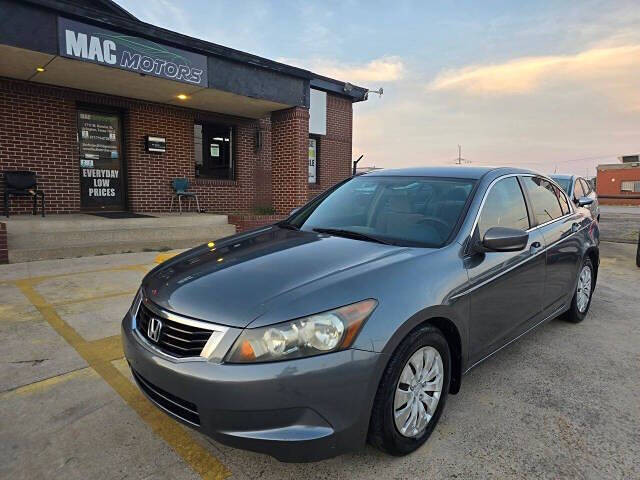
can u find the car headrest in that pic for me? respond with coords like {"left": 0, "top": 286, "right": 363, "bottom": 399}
{"left": 443, "top": 187, "right": 468, "bottom": 202}
{"left": 387, "top": 194, "right": 412, "bottom": 213}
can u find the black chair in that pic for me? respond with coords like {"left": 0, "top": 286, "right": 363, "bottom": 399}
{"left": 3, "top": 171, "right": 45, "bottom": 217}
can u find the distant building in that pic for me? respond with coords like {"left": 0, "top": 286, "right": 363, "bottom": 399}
{"left": 596, "top": 157, "right": 640, "bottom": 205}
{"left": 620, "top": 154, "right": 640, "bottom": 163}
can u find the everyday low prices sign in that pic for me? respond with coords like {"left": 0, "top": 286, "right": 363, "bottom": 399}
{"left": 78, "top": 111, "right": 124, "bottom": 208}
{"left": 58, "top": 17, "right": 208, "bottom": 86}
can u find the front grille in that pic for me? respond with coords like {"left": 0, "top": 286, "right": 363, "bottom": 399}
{"left": 131, "top": 367, "right": 200, "bottom": 426}
{"left": 136, "top": 303, "right": 213, "bottom": 358}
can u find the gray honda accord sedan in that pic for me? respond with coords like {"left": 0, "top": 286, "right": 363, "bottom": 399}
{"left": 122, "top": 166, "right": 599, "bottom": 462}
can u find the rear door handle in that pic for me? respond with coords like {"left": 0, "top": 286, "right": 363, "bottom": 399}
{"left": 571, "top": 223, "right": 579, "bottom": 233}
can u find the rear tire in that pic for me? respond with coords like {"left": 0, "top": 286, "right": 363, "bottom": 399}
{"left": 565, "top": 257, "right": 594, "bottom": 323}
{"left": 369, "top": 325, "right": 451, "bottom": 456}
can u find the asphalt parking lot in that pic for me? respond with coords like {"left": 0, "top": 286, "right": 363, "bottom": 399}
{"left": 1, "top": 240, "right": 639, "bottom": 479}
{"left": 598, "top": 205, "right": 640, "bottom": 244}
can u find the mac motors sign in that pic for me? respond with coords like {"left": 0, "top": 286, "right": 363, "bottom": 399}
{"left": 57, "top": 18, "right": 208, "bottom": 86}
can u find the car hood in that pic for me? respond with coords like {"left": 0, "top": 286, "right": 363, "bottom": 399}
{"left": 142, "top": 226, "right": 408, "bottom": 327}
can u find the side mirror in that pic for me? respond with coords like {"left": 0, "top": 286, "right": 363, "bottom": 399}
{"left": 477, "top": 227, "right": 529, "bottom": 252}
{"left": 289, "top": 207, "right": 300, "bottom": 216}
{"left": 576, "top": 196, "right": 594, "bottom": 207}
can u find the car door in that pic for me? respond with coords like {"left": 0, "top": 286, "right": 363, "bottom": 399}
{"left": 465, "top": 176, "right": 546, "bottom": 365}
{"left": 521, "top": 176, "right": 583, "bottom": 316}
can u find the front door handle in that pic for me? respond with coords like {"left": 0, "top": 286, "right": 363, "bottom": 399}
{"left": 571, "top": 223, "right": 579, "bottom": 233}
{"left": 530, "top": 241, "right": 542, "bottom": 253}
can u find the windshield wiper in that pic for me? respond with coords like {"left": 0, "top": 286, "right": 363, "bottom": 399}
{"left": 278, "top": 222, "right": 300, "bottom": 231}
{"left": 312, "top": 228, "right": 392, "bottom": 245}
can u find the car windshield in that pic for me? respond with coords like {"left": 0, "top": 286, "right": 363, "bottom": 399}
{"left": 288, "top": 176, "right": 476, "bottom": 248}
{"left": 551, "top": 177, "right": 571, "bottom": 194}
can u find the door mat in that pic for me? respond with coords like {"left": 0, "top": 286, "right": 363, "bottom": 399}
{"left": 89, "top": 212, "right": 156, "bottom": 219}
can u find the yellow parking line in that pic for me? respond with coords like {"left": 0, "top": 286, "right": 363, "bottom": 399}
{"left": 0, "top": 264, "right": 149, "bottom": 286}
{"left": 155, "top": 252, "right": 180, "bottom": 264}
{"left": 14, "top": 278, "right": 231, "bottom": 480}
{"left": 51, "top": 289, "right": 137, "bottom": 307}
{"left": 88, "top": 335, "right": 125, "bottom": 363}
{"left": 1, "top": 367, "right": 96, "bottom": 398}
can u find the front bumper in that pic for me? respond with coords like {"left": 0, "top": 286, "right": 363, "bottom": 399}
{"left": 122, "top": 312, "right": 385, "bottom": 462}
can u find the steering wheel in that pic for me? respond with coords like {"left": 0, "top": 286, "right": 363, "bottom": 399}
{"left": 417, "top": 217, "right": 451, "bottom": 240}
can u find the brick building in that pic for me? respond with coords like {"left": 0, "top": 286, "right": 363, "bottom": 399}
{"left": 596, "top": 156, "right": 640, "bottom": 206}
{"left": 0, "top": 0, "right": 368, "bottom": 217}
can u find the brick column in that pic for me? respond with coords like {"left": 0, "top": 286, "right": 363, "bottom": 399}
{"left": 271, "top": 107, "right": 309, "bottom": 215}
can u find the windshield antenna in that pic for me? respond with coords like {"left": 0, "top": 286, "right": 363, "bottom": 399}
{"left": 352, "top": 155, "right": 364, "bottom": 176}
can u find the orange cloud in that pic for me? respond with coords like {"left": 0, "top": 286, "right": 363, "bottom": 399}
{"left": 277, "top": 56, "right": 404, "bottom": 84}
{"left": 428, "top": 44, "right": 640, "bottom": 101}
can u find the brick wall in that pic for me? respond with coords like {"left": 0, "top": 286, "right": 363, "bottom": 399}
{"left": 596, "top": 166, "right": 640, "bottom": 205}
{"left": 228, "top": 214, "right": 286, "bottom": 233}
{"left": 0, "top": 80, "right": 78, "bottom": 214}
{"left": 308, "top": 94, "right": 353, "bottom": 200}
{"left": 1, "top": 78, "right": 355, "bottom": 216}
{"left": 123, "top": 103, "right": 269, "bottom": 214}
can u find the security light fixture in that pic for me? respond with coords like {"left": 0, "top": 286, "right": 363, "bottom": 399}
{"left": 365, "top": 88, "right": 383, "bottom": 100}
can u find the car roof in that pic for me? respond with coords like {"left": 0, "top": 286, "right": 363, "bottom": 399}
{"left": 362, "top": 165, "right": 538, "bottom": 180}
{"left": 549, "top": 174, "right": 575, "bottom": 180}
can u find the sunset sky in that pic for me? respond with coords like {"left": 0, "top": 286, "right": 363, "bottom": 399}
{"left": 118, "top": 0, "right": 640, "bottom": 177}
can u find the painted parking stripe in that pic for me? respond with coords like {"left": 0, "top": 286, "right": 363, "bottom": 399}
{"left": 14, "top": 276, "right": 231, "bottom": 480}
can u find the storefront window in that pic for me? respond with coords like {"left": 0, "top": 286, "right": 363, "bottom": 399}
{"left": 194, "top": 122, "right": 234, "bottom": 180}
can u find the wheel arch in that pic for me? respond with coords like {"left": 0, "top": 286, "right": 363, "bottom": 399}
{"left": 381, "top": 308, "right": 465, "bottom": 395}
{"left": 585, "top": 246, "right": 599, "bottom": 285}
{"left": 421, "top": 317, "right": 462, "bottom": 394}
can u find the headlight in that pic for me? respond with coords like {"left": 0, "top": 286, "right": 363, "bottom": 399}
{"left": 226, "top": 299, "right": 378, "bottom": 363}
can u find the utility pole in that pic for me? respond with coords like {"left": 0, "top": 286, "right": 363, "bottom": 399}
{"left": 457, "top": 145, "right": 462, "bottom": 165}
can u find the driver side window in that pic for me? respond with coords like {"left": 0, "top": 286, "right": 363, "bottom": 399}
{"left": 477, "top": 177, "right": 530, "bottom": 239}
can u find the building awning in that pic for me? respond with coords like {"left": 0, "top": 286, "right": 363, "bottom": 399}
{"left": 0, "top": 43, "right": 292, "bottom": 118}
{"left": 0, "top": 0, "right": 368, "bottom": 119}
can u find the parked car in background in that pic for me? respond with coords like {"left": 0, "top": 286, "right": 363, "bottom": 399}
{"left": 551, "top": 174, "right": 600, "bottom": 221}
{"left": 123, "top": 166, "right": 599, "bottom": 462}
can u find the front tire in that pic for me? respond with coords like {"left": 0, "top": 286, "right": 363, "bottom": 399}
{"left": 369, "top": 325, "right": 451, "bottom": 456}
{"left": 565, "top": 257, "right": 595, "bottom": 323}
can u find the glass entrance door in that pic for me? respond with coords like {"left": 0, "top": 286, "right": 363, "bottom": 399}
{"left": 77, "top": 111, "right": 125, "bottom": 210}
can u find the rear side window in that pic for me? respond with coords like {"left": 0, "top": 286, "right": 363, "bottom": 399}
{"left": 579, "top": 178, "right": 592, "bottom": 195}
{"left": 477, "top": 177, "right": 530, "bottom": 238}
{"left": 521, "top": 176, "right": 564, "bottom": 224}
{"left": 555, "top": 186, "right": 570, "bottom": 215}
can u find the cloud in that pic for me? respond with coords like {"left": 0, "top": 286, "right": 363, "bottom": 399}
{"left": 277, "top": 56, "right": 405, "bottom": 84}
{"left": 428, "top": 43, "right": 640, "bottom": 99}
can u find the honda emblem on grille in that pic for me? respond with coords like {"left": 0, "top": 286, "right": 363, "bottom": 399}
{"left": 147, "top": 317, "right": 163, "bottom": 343}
